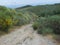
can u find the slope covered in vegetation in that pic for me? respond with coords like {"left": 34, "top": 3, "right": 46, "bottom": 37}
{"left": 0, "top": 6, "right": 37, "bottom": 34}
{"left": 16, "top": 3, "right": 60, "bottom": 17}
{"left": 0, "top": 3, "right": 60, "bottom": 37}
{"left": 0, "top": 3, "right": 60, "bottom": 44}
{"left": 16, "top": 3, "right": 60, "bottom": 35}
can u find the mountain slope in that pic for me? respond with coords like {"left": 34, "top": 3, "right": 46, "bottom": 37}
{"left": 16, "top": 3, "right": 60, "bottom": 16}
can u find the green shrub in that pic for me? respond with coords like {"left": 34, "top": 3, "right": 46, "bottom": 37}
{"left": 32, "top": 15, "right": 60, "bottom": 35}
{"left": 47, "top": 15, "right": 60, "bottom": 34}
{"left": 0, "top": 6, "right": 21, "bottom": 33}
{"left": 38, "top": 27, "right": 53, "bottom": 35}
{"left": 32, "top": 22, "right": 39, "bottom": 30}
{"left": 0, "top": 6, "right": 37, "bottom": 33}
{"left": 15, "top": 12, "right": 37, "bottom": 26}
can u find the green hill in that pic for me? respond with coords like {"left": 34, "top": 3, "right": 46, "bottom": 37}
{"left": 16, "top": 3, "right": 60, "bottom": 17}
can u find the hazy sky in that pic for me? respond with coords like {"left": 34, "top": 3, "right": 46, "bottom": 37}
{"left": 0, "top": 0, "right": 60, "bottom": 8}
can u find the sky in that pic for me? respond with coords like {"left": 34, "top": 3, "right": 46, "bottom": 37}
{"left": 0, "top": 0, "right": 60, "bottom": 8}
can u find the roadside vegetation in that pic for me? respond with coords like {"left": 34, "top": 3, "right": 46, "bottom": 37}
{"left": 0, "top": 6, "right": 37, "bottom": 35}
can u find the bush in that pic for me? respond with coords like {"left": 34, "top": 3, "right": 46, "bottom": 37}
{"left": 32, "top": 15, "right": 60, "bottom": 35}
{"left": 32, "top": 22, "right": 39, "bottom": 30}
{"left": 38, "top": 27, "right": 53, "bottom": 35}
{"left": 0, "top": 6, "right": 22, "bottom": 33}
{"left": 15, "top": 12, "right": 37, "bottom": 26}
{"left": 47, "top": 15, "right": 60, "bottom": 34}
{"left": 0, "top": 18, "right": 13, "bottom": 32}
{"left": 0, "top": 6, "right": 38, "bottom": 33}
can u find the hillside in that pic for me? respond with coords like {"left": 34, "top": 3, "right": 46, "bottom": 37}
{"left": 16, "top": 3, "right": 60, "bottom": 17}
{"left": 16, "top": 5, "right": 32, "bottom": 9}
{"left": 16, "top": 3, "right": 60, "bottom": 44}
{"left": 0, "top": 6, "right": 37, "bottom": 35}
{"left": 0, "top": 3, "right": 60, "bottom": 45}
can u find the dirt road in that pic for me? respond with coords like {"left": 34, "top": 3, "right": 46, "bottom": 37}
{"left": 0, "top": 24, "right": 56, "bottom": 45}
